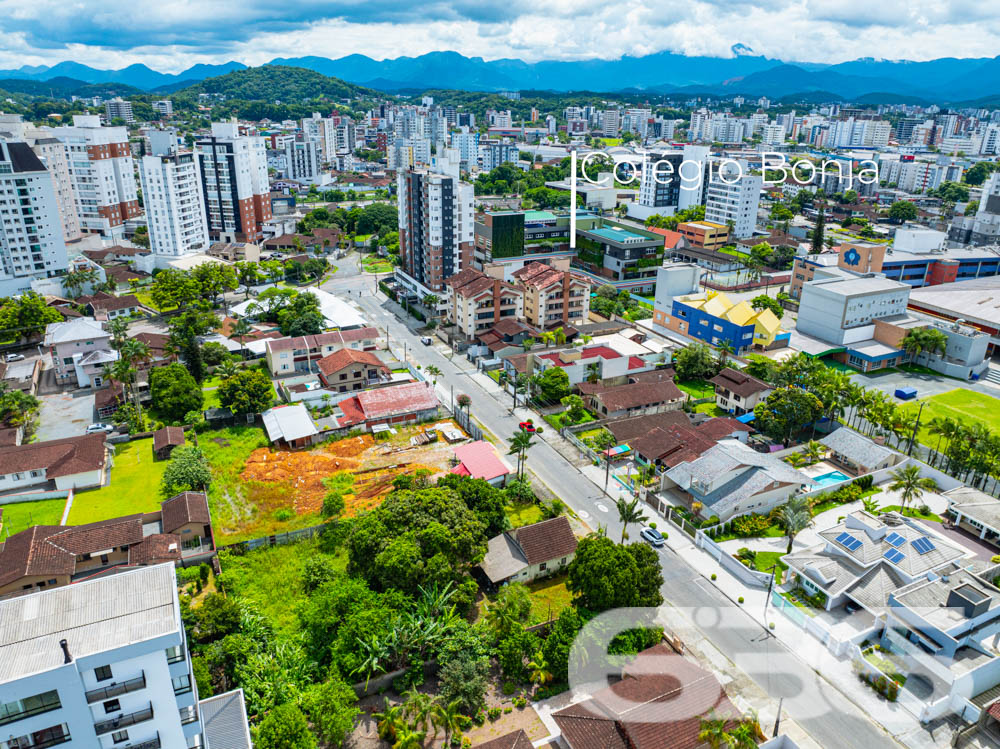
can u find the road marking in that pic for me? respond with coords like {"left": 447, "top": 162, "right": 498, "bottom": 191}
{"left": 596, "top": 503, "right": 609, "bottom": 513}
{"left": 577, "top": 510, "right": 590, "bottom": 520}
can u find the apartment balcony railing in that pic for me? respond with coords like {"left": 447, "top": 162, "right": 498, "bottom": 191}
{"left": 86, "top": 673, "right": 146, "bottom": 703}
{"left": 25, "top": 731, "right": 71, "bottom": 749}
{"left": 94, "top": 704, "right": 154, "bottom": 735}
{"left": 126, "top": 734, "right": 161, "bottom": 749}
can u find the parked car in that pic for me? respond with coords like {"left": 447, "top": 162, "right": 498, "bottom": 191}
{"left": 3, "top": 353, "right": 25, "bottom": 362}
{"left": 844, "top": 600, "right": 862, "bottom": 614}
{"left": 420, "top": 336, "right": 433, "bottom": 345}
{"left": 85, "top": 423, "right": 115, "bottom": 434}
{"left": 640, "top": 527, "right": 665, "bottom": 548}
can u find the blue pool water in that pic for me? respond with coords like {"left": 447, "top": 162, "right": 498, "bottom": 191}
{"left": 813, "top": 470, "right": 851, "bottom": 488}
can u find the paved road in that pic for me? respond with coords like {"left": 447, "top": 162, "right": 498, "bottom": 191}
{"left": 321, "top": 270, "right": 900, "bottom": 749}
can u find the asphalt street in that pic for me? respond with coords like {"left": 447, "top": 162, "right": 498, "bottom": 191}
{"left": 322, "top": 258, "right": 901, "bottom": 749}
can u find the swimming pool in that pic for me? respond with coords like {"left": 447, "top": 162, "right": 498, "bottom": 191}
{"left": 812, "top": 470, "right": 851, "bottom": 488}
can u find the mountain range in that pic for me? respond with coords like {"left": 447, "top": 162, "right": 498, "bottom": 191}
{"left": 2, "top": 49, "right": 999, "bottom": 102}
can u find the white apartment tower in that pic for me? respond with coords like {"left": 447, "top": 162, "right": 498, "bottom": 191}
{"left": 0, "top": 565, "right": 205, "bottom": 749}
{"left": 138, "top": 149, "right": 209, "bottom": 260}
{"left": 0, "top": 141, "right": 70, "bottom": 295}
{"left": 704, "top": 166, "right": 763, "bottom": 239}
{"left": 194, "top": 121, "right": 271, "bottom": 242}
{"left": 30, "top": 136, "right": 83, "bottom": 243}
{"left": 152, "top": 100, "right": 173, "bottom": 118}
{"left": 52, "top": 115, "right": 140, "bottom": 238}
{"left": 104, "top": 98, "right": 135, "bottom": 125}
{"left": 283, "top": 136, "right": 320, "bottom": 182}
{"left": 397, "top": 166, "right": 475, "bottom": 292}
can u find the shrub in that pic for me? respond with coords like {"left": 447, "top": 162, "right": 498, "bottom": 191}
{"left": 487, "top": 707, "right": 502, "bottom": 722}
{"left": 853, "top": 474, "right": 874, "bottom": 490}
{"left": 769, "top": 622, "right": 775, "bottom": 629}
{"left": 274, "top": 508, "right": 294, "bottom": 522}
{"left": 731, "top": 513, "right": 772, "bottom": 537}
{"left": 199, "top": 563, "right": 211, "bottom": 585}
{"left": 711, "top": 573, "right": 717, "bottom": 581}
{"left": 512, "top": 696, "right": 527, "bottom": 709}
{"left": 503, "top": 707, "right": 513, "bottom": 714}
{"left": 738, "top": 596, "right": 744, "bottom": 604}
{"left": 501, "top": 681, "right": 517, "bottom": 696}
{"left": 919, "top": 504, "right": 932, "bottom": 515}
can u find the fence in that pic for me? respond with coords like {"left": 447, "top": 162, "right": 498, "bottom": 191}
{"left": 453, "top": 407, "right": 484, "bottom": 443}
{"left": 694, "top": 530, "right": 773, "bottom": 588}
{"left": 768, "top": 589, "right": 859, "bottom": 659}
{"left": 0, "top": 488, "right": 70, "bottom": 504}
{"left": 660, "top": 505, "right": 700, "bottom": 539}
{"left": 217, "top": 523, "right": 328, "bottom": 554}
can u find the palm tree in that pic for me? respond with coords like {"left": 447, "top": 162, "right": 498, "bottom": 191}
{"left": 539, "top": 331, "right": 555, "bottom": 348}
{"left": 425, "top": 365, "right": 442, "bottom": 384}
{"left": 374, "top": 699, "right": 405, "bottom": 743}
{"left": 508, "top": 430, "right": 537, "bottom": 480}
{"left": 888, "top": 464, "right": 938, "bottom": 515}
{"left": 553, "top": 326, "right": 567, "bottom": 346}
{"left": 402, "top": 688, "right": 435, "bottom": 733}
{"left": 431, "top": 699, "right": 465, "bottom": 749}
{"left": 392, "top": 725, "right": 426, "bottom": 749}
{"left": 802, "top": 440, "right": 825, "bottom": 464}
{"left": 527, "top": 650, "right": 553, "bottom": 689}
{"left": 522, "top": 337, "right": 536, "bottom": 351}
{"left": 616, "top": 496, "right": 649, "bottom": 544}
{"left": 231, "top": 318, "right": 252, "bottom": 361}
{"left": 585, "top": 361, "right": 602, "bottom": 384}
{"left": 715, "top": 339, "right": 735, "bottom": 367}
{"left": 107, "top": 316, "right": 130, "bottom": 349}
{"left": 776, "top": 495, "right": 812, "bottom": 553}
{"left": 698, "top": 714, "right": 731, "bottom": 749}
{"left": 862, "top": 496, "right": 881, "bottom": 515}
{"left": 216, "top": 359, "right": 239, "bottom": 380}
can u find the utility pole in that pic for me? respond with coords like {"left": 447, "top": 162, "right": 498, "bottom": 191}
{"left": 762, "top": 564, "right": 777, "bottom": 624}
{"left": 772, "top": 697, "right": 783, "bottom": 738}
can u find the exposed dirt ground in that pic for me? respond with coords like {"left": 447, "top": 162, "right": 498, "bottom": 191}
{"left": 239, "top": 421, "right": 467, "bottom": 518}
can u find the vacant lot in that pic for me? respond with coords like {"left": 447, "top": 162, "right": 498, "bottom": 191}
{"left": 527, "top": 572, "right": 574, "bottom": 624}
{"left": 899, "top": 388, "right": 1000, "bottom": 448}
{"left": 206, "top": 422, "right": 465, "bottom": 545}
{"left": 0, "top": 498, "right": 67, "bottom": 536}
{"left": 69, "top": 437, "right": 172, "bottom": 524}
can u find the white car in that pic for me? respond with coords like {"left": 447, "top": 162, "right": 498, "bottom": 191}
{"left": 85, "top": 423, "right": 115, "bottom": 434}
{"left": 3, "top": 353, "right": 25, "bottom": 362}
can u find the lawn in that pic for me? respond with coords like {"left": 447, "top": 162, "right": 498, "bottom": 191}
{"left": 527, "top": 571, "right": 574, "bottom": 624}
{"left": 134, "top": 291, "right": 174, "bottom": 312}
{"left": 694, "top": 402, "right": 727, "bottom": 417}
{"left": 202, "top": 386, "right": 221, "bottom": 409}
{"left": 0, "top": 498, "right": 67, "bottom": 536}
{"left": 779, "top": 588, "right": 818, "bottom": 617}
{"left": 809, "top": 487, "right": 881, "bottom": 518}
{"left": 69, "top": 438, "right": 171, "bottom": 524}
{"left": 713, "top": 522, "right": 785, "bottom": 542}
{"left": 575, "top": 427, "right": 608, "bottom": 449}
{"left": 899, "top": 389, "right": 1000, "bottom": 449}
{"left": 362, "top": 255, "right": 394, "bottom": 274}
{"left": 506, "top": 502, "right": 544, "bottom": 528}
{"left": 880, "top": 504, "right": 943, "bottom": 522}
{"left": 864, "top": 648, "right": 907, "bottom": 686}
{"left": 216, "top": 536, "right": 346, "bottom": 635}
{"left": 750, "top": 551, "right": 788, "bottom": 584}
{"left": 676, "top": 379, "right": 715, "bottom": 400}
{"left": 542, "top": 408, "right": 596, "bottom": 431}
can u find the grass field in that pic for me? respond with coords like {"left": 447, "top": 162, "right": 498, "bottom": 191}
{"left": 217, "top": 537, "right": 346, "bottom": 635}
{"left": 899, "top": 389, "right": 1000, "bottom": 449}
{"left": 0, "top": 498, "right": 67, "bottom": 536}
{"left": 880, "top": 504, "right": 943, "bottom": 522}
{"left": 527, "top": 571, "right": 574, "bottom": 624}
{"left": 750, "top": 551, "right": 788, "bottom": 585}
{"left": 506, "top": 502, "right": 544, "bottom": 528}
{"left": 676, "top": 379, "right": 715, "bottom": 400}
{"left": 69, "top": 438, "right": 171, "bottom": 524}
{"left": 199, "top": 426, "right": 275, "bottom": 544}
{"left": 694, "top": 402, "right": 726, "bottom": 416}
{"left": 542, "top": 409, "right": 596, "bottom": 431}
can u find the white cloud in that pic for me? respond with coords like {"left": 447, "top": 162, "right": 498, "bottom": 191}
{"left": 0, "top": 0, "right": 999, "bottom": 71}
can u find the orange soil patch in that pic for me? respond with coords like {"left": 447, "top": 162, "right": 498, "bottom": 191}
{"left": 241, "top": 448, "right": 359, "bottom": 515}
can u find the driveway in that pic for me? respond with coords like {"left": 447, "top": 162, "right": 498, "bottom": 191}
{"left": 36, "top": 391, "right": 96, "bottom": 441}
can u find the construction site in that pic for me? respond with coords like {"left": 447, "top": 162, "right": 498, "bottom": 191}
{"left": 239, "top": 420, "right": 469, "bottom": 519}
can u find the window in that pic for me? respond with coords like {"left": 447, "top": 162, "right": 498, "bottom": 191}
{"left": 111, "top": 729, "right": 129, "bottom": 743}
{"left": 95, "top": 665, "right": 113, "bottom": 681}
{"left": 539, "top": 562, "right": 547, "bottom": 571}
{"left": 102, "top": 699, "right": 120, "bottom": 714}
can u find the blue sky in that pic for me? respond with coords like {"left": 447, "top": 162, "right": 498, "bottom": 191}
{"left": 0, "top": 0, "right": 998, "bottom": 71}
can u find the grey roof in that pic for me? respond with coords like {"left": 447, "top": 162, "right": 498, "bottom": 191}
{"left": 262, "top": 404, "right": 317, "bottom": 443}
{"left": 783, "top": 550, "right": 867, "bottom": 597}
{"left": 5, "top": 142, "right": 45, "bottom": 173}
{"left": 890, "top": 569, "right": 1000, "bottom": 635}
{"left": 200, "top": 689, "right": 253, "bottom": 749}
{"left": 665, "top": 439, "right": 814, "bottom": 508}
{"left": 820, "top": 428, "right": 895, "bottom": 467}
{"left": 845, "top": 562, "right": 908, "bottom": 611}
{"left": 818, "top": 511, "right": 966, "bottom": 576}
{"left": 78, "top": 348, "right": 119, "bottom": 366}
{"left": 0, "top": 564, "right": 179, "bottom": 681}
{"left": 43, "top": 316, "right": 108, "bottom": 345}
{"left": 946, "top": 486, "right": 1000, "bottom": 532}
{"left": 480, "top": 533, "right": 528, "bottom": 583}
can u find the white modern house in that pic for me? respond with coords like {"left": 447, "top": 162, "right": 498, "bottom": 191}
{"left": 43, "top": 317, "right": 116, "bottom": 388}
{"left": 0, "top": 564, "right": 205, "bottom": 749}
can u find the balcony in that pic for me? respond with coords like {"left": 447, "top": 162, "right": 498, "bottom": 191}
{"left": 86, "top": 673, "right": 146, "bottom": 703}
{"left": 94, "top": 704, "right": 154, "bottom": 735}
{"left": 126, "top": 734, "right": 161, "bottom": 749}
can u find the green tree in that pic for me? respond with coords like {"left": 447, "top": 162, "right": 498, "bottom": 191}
{"left": 811, "top": 207, "right": 825, "bottom": 254}
{"left": 537, "top": 366, "right": 570, "bottom": 402}
{"left": 615, "top": 496, "right": 649, "bottom": 544}
{"left": 887, "top": 200, "right": 918, "bottom": 223}
{"left": 560, "top": 394, "right": 587, "bottom": 422}
{"left": 749, "top": 294, "right": 784, "bottom": 319}
{"left": 775, "top": 495, "right": 812, "bottom": 553}
{"left": 888, "top": 464, "right": 938, "bottom": 514}
{"left": 149, "top": 363, "right": 204, "bottom": 422}
{"left": 161, "top": 445, "right": 212, "bottom": 495}
{"left": 673, "top": 342, "right": 719, "bottom": 381}
{"left": 218, "top": 369, "right": 275, "bottom": 415}
{"left": 485, "top": 582, "right": 532, "bottom": 637}
{"left": 0, "top": 291, "right": 62, "bottom": 341}
{"left": 567, "top": 535, "right": 664, "bottom": 612}
{"left": 753, "top": 387, "right": 824, "bottom": 445}
{"left": 255, "top": 703, "right": 317, "bottom": 749}
{"left": 191, "top": 262, "right": 238, "bottom": 308}
{"left": 151, "top": 267, "right": 201, "bottom": 309}
{"left": 300, "top": 676, "right": 359, "bottom": 747}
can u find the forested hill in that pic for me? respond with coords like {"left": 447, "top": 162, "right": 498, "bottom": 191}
{"left": 177, "top": 65, "right": 380, "bottom": 101}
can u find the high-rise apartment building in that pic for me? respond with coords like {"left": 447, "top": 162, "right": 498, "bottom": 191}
{"left": 30, "top": 136, "right": 83, "bottom": 243}
{"left": 0, "top": 141, "right": 70, "bottom": 295}
{"left": 283, "top": 135, "right": 320, "bottom": 182}
{"left": 704, "top": 167, "right": 762, "bottom": 239}
{"left": 0, "top": 565, "right": 207, "bottom": 749}
{"left": 397, "top": 167, "right": 475, "bottom": 292}
{"left": 51, "top": 115, "right": 140, "bottom": 237}
{"left": 479, "top": 143, "right": 518, "bottom": 171}
{"left": 301, "top": 113, "right": 335, "bottom": 162}
{"left": 104, "top": 98, "right": 135, "bottom": 125}
{"left": 138, "top": 148, "right": 209, "bottom": 261}
{"left": 152, "top": 100, "right": 173, "bottom": 118}
{"left": 194, "top": 121, "right": 271, "bottom": 242}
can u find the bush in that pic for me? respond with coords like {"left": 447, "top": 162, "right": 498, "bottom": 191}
{"left": 711, "top": 573, "right": 717, "bottom": 581}
{"left": 853, "top": 475, "right": 874, "bottom": 491}
{"left": 738, "top": 596, "right": 744, "bottom": 604}
{"left": 769, "top": 622, "right": 775, "bottom": 629}
{"left": 512, "top": 696, "right": 527, "bottom": 709}
{"left": 273, "top": 508, "right": 294, "bottom": 522}
{"left": 731, "top": 513, "right": 772, "bottom": 537}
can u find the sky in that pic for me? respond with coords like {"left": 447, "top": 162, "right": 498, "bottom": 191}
{"left": 1, "top": 0, "right": 1000, "bottom": 72}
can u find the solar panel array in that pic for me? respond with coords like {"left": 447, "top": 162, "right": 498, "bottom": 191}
{"left": 884, "top": 549, "right": 906, "bottom": 565}
{"left": 885, "top": 532, "right": 906, "bottom": 548}
{"left": 835, "top": 532, "right": 863, "bottom": 551}
{"left": 911, "top": 536, "right": 936, "bottom": 555}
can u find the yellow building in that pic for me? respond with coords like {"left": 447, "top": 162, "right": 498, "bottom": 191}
{"left": 665, "top": 290, "right": 789, "bottom": 352}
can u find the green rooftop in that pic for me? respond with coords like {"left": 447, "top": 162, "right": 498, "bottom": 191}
{"left": 524, "top": 210, "right": 557, "bottom": 221}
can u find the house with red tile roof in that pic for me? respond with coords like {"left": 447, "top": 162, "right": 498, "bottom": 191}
{"left": 480, "top": 515, "right": 578, "bottom": 585}
{"left": 335, "top": 381, "right": 439, "bottom": 431}
{"left": 264, "top": 327, "right": 380, "bottom": 376}
{"left": 525, "top": 344, "right": 654, "bottom": 386}
{"left": 605, "top": 412, "right": 750, "bottom": 471}
{"left": 451, "top": 440, "right": 511, "bottom": 486}
{"left": 316, "top": 348, "right": 390, "bottom": 392}
{"left": 512, "top": 261, "right": 590, "bottom": 330}
{"left": 0, "top": 433, "right": 108, "bottom": 493}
